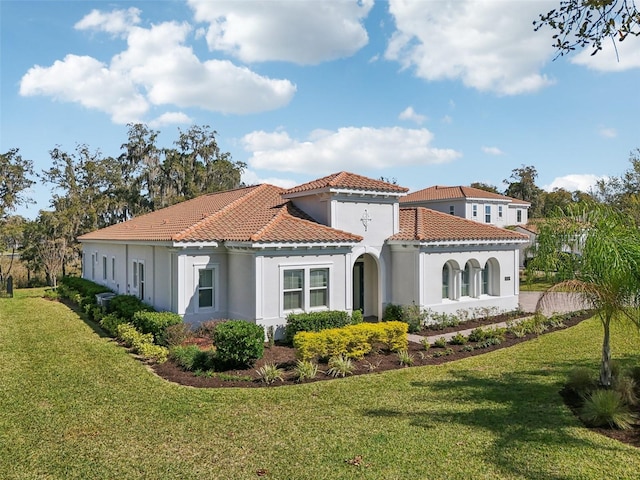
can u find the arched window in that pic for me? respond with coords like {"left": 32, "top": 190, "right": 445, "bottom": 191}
{"left": 461, "top": 262, "right": 471, "bottom": 297}
{"left": 442, "top": 263, "right": 450, "bottom": 299}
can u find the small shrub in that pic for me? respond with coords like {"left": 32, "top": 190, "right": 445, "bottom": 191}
{"left": 401, "top": 304, "right": 425, "bottom": 333}
{"left": 132, "top": 311, "right": 183, "bottom": 343}
{"left": 467, "top": 327, "right": 487, "bottom": 343}
{"left": 169, "top": 345, "right": 216, "bottom": 371}
{"left": 163, "top": 322, "right": 193, "bottom": 347}
{"left": 294, "top": 360, "right": 319, "bottom": 382}
{"left": 580, "top": 389, "right": 636, "bottom": 430}
{"left": 433, "top": 337, "right": 447, "bottom": 348}
{"left": 116, "top": 323, "right": 153, "bottom": 349}
{"left": 460, "top": 344, "right": 475, "bottom": 352}
{"left": 108, "top": 295, "right": 154, "bottom": 322}
{"left": 420, "top": 338, "right": 431, "bottom": 351}
{"left": 43, "top": 289, "right": 59, "bottom": 301}
{"left": 507, "top": 321, "right": 529, "bottom": 338}
{"left": 138, "top": 343, "right": 169, "bottom": 363}
{"left": 196, "top": 320, "right": 220, "bottom": 339}
{"left": 350, "top": 309, "right": 363, "bottom": 324}
{"left": 448, "top": 333, "right": 468, "bottom": 345}
{"left": 566, "top": 367, "right": 596, "bottom": 397}
{"left": 475, "top": 337, "right": 502, "bottom": 349}
{"left": 545, "top": 314, "right": 565, "bottom": 329}
{"left": 100, "top": 313, "right": 127, "bottom": 336}
{"left": 213, "top": 320, "right": 265, "bottom": 368}
{"left": 266, "top": 325, "right": 275, "bottom": 348}
{"left": 382, "top": 303, "right": 403, "bottom": 322}
{"left": 396, "top": 349, "right": 414, "bottom": 367}
{"left": 363, "top": 360, "right": 382, "bottom": 371}
{"left": 327, "top": 354, "right": 354, "bottom": 377}
{"left": 256, "top": 363, "right": 284, "bottom": 384}
{"left": 284, "top": 310, "right": 351, "bottom": 344}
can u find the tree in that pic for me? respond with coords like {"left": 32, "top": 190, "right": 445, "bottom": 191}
{"left": 470, "top": 182, "right": 499, "bottom": 194}
{"left": 531, "top": 203, "right": 640, "bottom": 387}
{"left": 593, "top": 149, "right": 640, "bottom": 224}
{"left": 0, "top": 215, "right": 26, "bottom": 289}
{"left": 504, "top": 165, "right": 543, "bottom": 217}
{"left": 0, "top": 149, "right": 34, "bottom": 218}
{"left": 534, "top": 0, "right": 640, "bottom": 57}
{"left": 36, "top": 238, "right": 67, "bottom": 288}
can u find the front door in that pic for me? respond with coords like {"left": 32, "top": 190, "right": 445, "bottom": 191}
{"left": 353, "top": 260, "right": 364, "bottom": 312}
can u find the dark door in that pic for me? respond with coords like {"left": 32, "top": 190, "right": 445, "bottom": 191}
{"left": 353, "top": 260, "right": 364, "bottom": 312}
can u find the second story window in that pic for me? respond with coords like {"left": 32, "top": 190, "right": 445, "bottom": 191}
{"left": 485, "top": 205, "right": 491, "bottom": 223}
{"left": 472, "top": 204, "right": 478, "bottom": 218}
{"left": 498, "top": 206, "right": 503, "bottom": 218}
{"left": 449, "top": 205, "right": 455, "bottom": 215}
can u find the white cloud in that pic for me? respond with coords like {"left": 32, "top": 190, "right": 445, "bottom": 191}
{"left": 20, "top": 10, "right": 296, "bottom": 123}
{"left": 241, "top": 169, "right": 298, "bottom": 189}
{"left": 481, "top": 146, "right": 504, "bottom": 155}
{"left": 19, "top": 54, "right": 148, "bottom": 124}
{"left": 385, "top": 0, "right": 556, "bottom": 95}
{"left": 243, "top": 126, "right": 461, "bottom": 173}
{"left": 74, "top": 7, "right": 141, "bottom": 36}
{"left": 187, "top": 0, "right": 373, "bottom": 64}
{"left": 571, "top": 36, "right": 640, "bottom": 71}
{"left": 441, "top": 115, "right": 453, "bottom": 124}
{"left": 398, "top": 106, "right": 427, "bottom": 124}
{"left": 543, "top": 174, "right": 603, "bottom": 192}
{"left": 598, "top": 126, "right": 618, "bottom": 139}
{"left": 148, "top": 112, "right": 192, "bottom": 128}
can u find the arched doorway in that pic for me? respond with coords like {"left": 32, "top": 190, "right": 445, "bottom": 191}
{"left": 353, "top": 253, "right": 379, "bottom": 321}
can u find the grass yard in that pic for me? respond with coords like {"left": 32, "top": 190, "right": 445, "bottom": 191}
{"left": 1, "top": 289, "right": 639, "bottom": 480}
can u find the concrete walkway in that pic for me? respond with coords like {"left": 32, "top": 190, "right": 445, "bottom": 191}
{"left": 408, "top": 292, "right": 588, "bottom": 345}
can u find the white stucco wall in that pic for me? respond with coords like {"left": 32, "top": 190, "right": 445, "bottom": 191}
{"left": 331, "top": 196, "right": 398, "bottom": 247}
{"left": 227, "top": 249, "right": 256, "bottom": 320}
{"left": 507, "top": 205, "right": 529, "bottom": 225}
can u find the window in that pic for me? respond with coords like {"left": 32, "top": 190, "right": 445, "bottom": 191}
{"left": 133, "top": 261, "right": 138, "bottom": 288}
{"left": 111, "top": 257, "right": 116, "bottom": 281}
{"left": 309, "top": 268, "right": 328, "bottom": 308}
{"left": 198, "top": 268, "right": 214, "bottom": 309}
{"left": 442, "top": 264, "right": 450, "bottom": 299}
{"left": 472, "top": 204, "right": 478, "bottom": 218}
{"left": 282, "top": 267, "right": 330, "bottom": 311}
{"left": 517, "top": 209, "right": 522, "bottom": 223}
{"left": 498, "top": 205, "right": 503, "bottom": 218}
{"left": 485, "top": 205, "right": 491, "bottom": 223}
{"left": 461, "top": 263, "right": 471, "bottom": 296}
{"left": 449, "top": 205, "right": 455, "bottom": 215}
{"left": 283, "top": 269, "right": 304, "bottom": 310}
{"left": 91, "top": 254, "right": 95, "bottom": 280}
{"left": 102, "top": 256, "right": 107, "bottom": 280}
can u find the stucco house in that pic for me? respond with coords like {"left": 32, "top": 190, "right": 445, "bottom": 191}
{"left": 400, "top": 185, "right": 530, "bottom": 228}
{"left": 78, "top": 172, "right": 529, "bottom": 335}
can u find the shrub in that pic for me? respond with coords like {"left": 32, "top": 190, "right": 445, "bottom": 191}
{"left": 213, "top": 320, "right": 265, "bottom": 368}
{"left": 196, "top": 320, "right": 220, "bottom": 339}
{"left": 256, "top": 363, "right": 284, "bottom": 384}
{"left": 100, "top": 313, "right": 128, "bottom": 336}
{"left": 108, "top": 295, "right": 154, "bottom": 322}
{"left": 163, "top": 322, "right": 193, "bottom": 347}
{"left": 169, "top": 345, "right": 216, "bottom": 372}
{"left": 580, "top": 389, "right": 636, "bottom": 430}
{"left": 507, "top": 321, "right": 529, "bottom": 338}
{"left": 115, "top": 323, "right": 153, "bottom": 350}
{"left": 424, "top": 311, "right": 460, "bottom": 330}
{"left": 137, "top": 343, "right": 169, "bottom": 363}
{"left": 475, "top": 337, "right": 502, "bottom": 349}
{"left": 350, "top": 309, "right": 363, "bottom": 324}
{"left": 59, "top": 277, "right": 112, "bottom": 306}
{"left": 467, "top": 327, "right": 487, "bottom": 343}
{"left": 432, "top": 347, "right": 454, "bottom": 358}
{"left": 327, "top": 354, "right": 354, "bottom": 377}
{"left": 293, "top": 321, "right": 408, "bottom": 361}
{"left": 461, "top": 344, "right": 475, "bottom": 352}
{"left": 401, "top": 304, "right": 425, "bottom": 333}
{"left": 132, "top": 311, "right": 183, "bottom": 344}
{"left": 613, "top": 376, "right": 638, "bottom": 406}
{"left": 382, "top": 303, "right": 403, "bottom": 322}
{"left": 420, "top": 338, "right": 431, "bottom": 351}
{"left": 284, "top": 310, "right": 351, "bottom": 344}
{"left": 433, "top": 337, "right": 447, "bottom": 348}
{"left": 294, "top": 360, "right": 319, "bottom": 382}
{"left": 566, "top": 367, "right": 596, "bottom": 397}
{"left": 448, "top": 333, "right": 468, "bottom": 345}
{"left": 396, "top": 349, "right": 414, "bottom": 367}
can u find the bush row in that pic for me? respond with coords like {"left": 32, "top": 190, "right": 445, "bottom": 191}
{"left": 284, "top": 310, "right": 361, "bottom": 344}
{"left": 293, "top": 321, "right": 408, "bottom": 361}
{"left": 116, "top": 323, "right": 168, "bottom": 363}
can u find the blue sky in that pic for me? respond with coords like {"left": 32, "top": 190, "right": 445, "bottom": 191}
{"left": 2, "top": 0, "right": 639, "bottom": 219}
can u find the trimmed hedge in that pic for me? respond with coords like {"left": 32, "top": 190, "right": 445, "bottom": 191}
{"left": 132, "top": 311, "right": 183, "bottom": 344}
{"left": 107, "top": 295, "right": 154, "bottom": 322}
{"left": 213, "top": 321, "right": 265, "bottom": 368}
{"left": 284, "top": 310, "right": 355, "bottom": 345}
{"left": 58, "top": 276, "right": 112, "bottom": 310}
{"left": 293, "top": 321, "right": 408, "bottom": 361}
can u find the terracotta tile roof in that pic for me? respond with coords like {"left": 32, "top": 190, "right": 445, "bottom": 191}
{"left": 284, "top": 171, "right": 409, "bottom": 195}
{"left": 401, "top": 185, "right": 530, "bottom": 206}
{"left": 78, "top": 184, "right": 362, "bottom": 244}
{"left": 389, "top": 207, "right": 529, "bottom": 243}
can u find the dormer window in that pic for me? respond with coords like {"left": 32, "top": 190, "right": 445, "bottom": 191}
{"left": 449, "top": 205, "right": 455, "bottom": 215}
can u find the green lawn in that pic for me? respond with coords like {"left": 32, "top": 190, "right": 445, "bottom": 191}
{"left": 1, "top": 289, "right": 639, "bottom": 480}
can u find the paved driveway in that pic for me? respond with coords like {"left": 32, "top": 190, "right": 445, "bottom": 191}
{"left": 519, "top": 291, "right": 589, "bottom": 316}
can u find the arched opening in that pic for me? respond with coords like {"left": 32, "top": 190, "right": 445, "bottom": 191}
{"left": 353, "top": 253, "right": 379, "bottom": 320}
{"left": 483, "top": 258, "right": 500, "bottom": 296}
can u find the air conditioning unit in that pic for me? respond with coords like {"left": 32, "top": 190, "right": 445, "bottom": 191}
{"left": 95, "top": 292, "right": 117, "bottom": 307}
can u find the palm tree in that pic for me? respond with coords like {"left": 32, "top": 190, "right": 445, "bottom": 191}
{"left": 530, "top": 203, "right": 640, "bottom": 387}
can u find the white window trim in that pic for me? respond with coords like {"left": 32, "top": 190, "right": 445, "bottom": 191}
{"left": 111, "top": 257, "right": 116, "bottom": 283}
{"left": 498, "top": 206, "right": 503, "bottom": 218}
{"left": 280, "top": 264, "right": 332, "bottom": 315}
{"left": 485, "top": 205, "right": 491, "bottom": 223}
{"left": 102, "top": 256, "right": 108, "bottom": 281}
{"left": 472, "top": 204, "right": 478, "bottom": 218}
{"left": 194, "top": 263, "right": 219, "bottom": 313}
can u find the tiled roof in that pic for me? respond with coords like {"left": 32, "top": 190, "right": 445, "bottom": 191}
{"left": 401, "top": 185, "right": 530, "bottom": 205}
{"left": 389, "top": 207, "right": 529, "bottom": 243}
{"left": 78, "top": 184, "right": 362, "bottom": 244}
{"left": 284, "top": 171, "right": 409, "bottom": 195}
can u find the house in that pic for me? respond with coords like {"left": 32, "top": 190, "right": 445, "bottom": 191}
{"left": 400, "top": 185, "right": 530, "bottom": 228}
{"left": 78, "top": 172, "right": 529, "bottom": 336}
